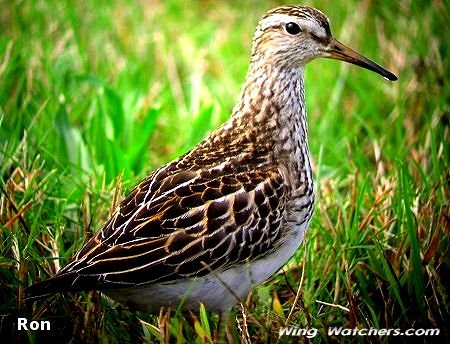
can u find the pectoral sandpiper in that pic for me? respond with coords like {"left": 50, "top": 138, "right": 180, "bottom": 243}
{"left": 26, "top": 5, "right": 397, "bottom": 312}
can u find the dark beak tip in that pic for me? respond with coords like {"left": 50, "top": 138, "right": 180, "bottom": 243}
{"left": 388, "top": 72, "right": 398, "bottom": 82}
{"left": 384, "top": 69, "right": 398, "bottom": 81}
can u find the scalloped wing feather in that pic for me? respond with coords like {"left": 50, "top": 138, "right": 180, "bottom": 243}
{"left": 55, "top": 166, "right": 289, "bottom": 290}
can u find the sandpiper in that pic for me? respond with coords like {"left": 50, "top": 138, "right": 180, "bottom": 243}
{"left": 26, "top": 5, "right": 397, "bottom": 312}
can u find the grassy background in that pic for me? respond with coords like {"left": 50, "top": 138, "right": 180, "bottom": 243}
{"left": 1, "top": 0, "right": 449, "bottom": 342}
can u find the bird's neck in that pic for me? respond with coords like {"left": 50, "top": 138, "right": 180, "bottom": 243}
{"left": 230, "top": 64, "right": 311, "bottom": 188}
{"left": 233, "top": 64, "right": 308, "bottom": 137}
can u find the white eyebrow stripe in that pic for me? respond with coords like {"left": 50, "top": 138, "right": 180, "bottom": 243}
{"left": 260, "top": 13, "right": 328, "bottom": 39}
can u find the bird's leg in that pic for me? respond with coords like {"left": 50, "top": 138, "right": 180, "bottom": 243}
{"left": 215, "top": 310, "right": 233, "bottom": 344}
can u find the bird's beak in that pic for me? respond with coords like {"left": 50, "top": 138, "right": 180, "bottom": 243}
{"left": 325, "top": 38, "right": 397, "bottom": 81}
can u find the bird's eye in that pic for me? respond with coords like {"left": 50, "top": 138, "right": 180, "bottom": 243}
{"left": 285, "top": 22, "right": 302, "bottom": 35}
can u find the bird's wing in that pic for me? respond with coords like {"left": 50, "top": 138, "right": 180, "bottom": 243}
{"left": 27, "top": 164, "right": 289, "bottom": 295}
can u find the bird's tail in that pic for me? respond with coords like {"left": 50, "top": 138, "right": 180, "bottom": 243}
{"left": 24, "top": 272, "right": 79, "bottom": 301}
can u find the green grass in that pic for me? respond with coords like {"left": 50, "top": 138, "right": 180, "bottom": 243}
{"left": 1, "top": 0, "right": 449, "bottom": 342}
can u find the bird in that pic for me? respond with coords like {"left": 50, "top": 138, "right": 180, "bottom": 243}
{"left": 25, "top": 5, "right": 397, "bottom": 313}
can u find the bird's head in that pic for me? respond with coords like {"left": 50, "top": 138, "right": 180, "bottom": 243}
{"left": 251, "top": 5, "right": 397, "bottom": 81}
